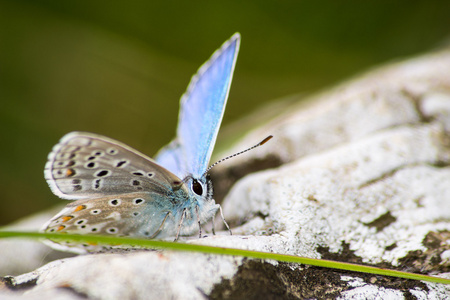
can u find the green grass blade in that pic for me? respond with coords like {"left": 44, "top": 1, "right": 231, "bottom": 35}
{"left": 1, "top": 231, "right": 449, "bottom": 285}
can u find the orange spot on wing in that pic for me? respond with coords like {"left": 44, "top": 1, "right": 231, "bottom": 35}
{"left": 61, "top": 216, "right": 73, "bottom": 222}
{"left": 56, "top": 225, "right": 66, "bottom": 231}
{"left": 66, "top": 169, "right": 75, "bottom": 177}
{"left": 74, "top": 205, "right": 86, "bottom": 212}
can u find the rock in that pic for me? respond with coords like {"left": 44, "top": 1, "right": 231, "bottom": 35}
{"left": 2, "top": 49, "right": 450, "bottom": 299}
{"left": 0, "top": 209, "right": 75, "bottom": 277}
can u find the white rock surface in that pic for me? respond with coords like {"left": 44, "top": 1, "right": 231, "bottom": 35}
{"left": 0, "top": 209, "right": 74, "bottom": 277}
{"left": 2, "top": 49, "right": 450, "bottom": 299}
{"left": 11, "top": 250, "right": 242, "bottom": 300}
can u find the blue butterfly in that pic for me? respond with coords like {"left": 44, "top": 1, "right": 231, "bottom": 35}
{"left": 41, "top": 34, "right": 242, "bottom": 252}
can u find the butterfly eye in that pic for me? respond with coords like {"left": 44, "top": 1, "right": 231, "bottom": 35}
{"left": 192, "top": 179, "right": 203, "bottom": 196}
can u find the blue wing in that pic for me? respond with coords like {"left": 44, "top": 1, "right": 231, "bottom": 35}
{"left": 154, "top": 140, "right": 183, "bottom": 178}
{"left": 155, "top": 33, "right": 240, "bottom": 178}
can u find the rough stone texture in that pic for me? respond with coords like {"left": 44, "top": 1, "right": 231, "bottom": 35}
{"left": 0, "top": 209, "right": 75, "bottom": 277}
{"left": 2, "top": 49, "right": 450, "bottom": 299}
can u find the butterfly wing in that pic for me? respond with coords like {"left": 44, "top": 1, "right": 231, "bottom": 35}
{"left": 42, "top": 192, "right": 179, "bottom": 237}
{"left": 155, "top": 33, "right": 240, "bottom": 178}
{"left": 41, "top": 192, "right": 181, "bottom": 253}
{"left": 44, "top": 132, "right": 184, "bottom": 200}
{"left": 153, "top": 140, "right": 184, "bottom": 179}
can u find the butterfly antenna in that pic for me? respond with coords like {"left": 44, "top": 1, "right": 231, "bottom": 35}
{"left": 203, "top": 135, "right": 273, "bottom": 176}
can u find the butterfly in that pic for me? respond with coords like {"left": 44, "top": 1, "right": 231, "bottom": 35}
{"left": 41, "top": 33, "right": 246, "bottom": 253}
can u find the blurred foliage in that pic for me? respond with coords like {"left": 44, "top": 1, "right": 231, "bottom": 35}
{"left": 0, "top": 0, "right": 449, "bottom": 225}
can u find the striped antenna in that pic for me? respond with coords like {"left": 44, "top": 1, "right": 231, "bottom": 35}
{"left": 203, "top": 135, "right": 273, "bottom": 176}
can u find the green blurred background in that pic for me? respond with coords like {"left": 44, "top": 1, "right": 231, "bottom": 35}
{"left": 1, "top": 1, "right": 449, "bottom": 226}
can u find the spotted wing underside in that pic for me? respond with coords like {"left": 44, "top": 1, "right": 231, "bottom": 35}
{"left": 44, "top": 132, "right": 182, "bottom": 200}
{"left": 41, "top": 192, "right": 176, "bottom": 253}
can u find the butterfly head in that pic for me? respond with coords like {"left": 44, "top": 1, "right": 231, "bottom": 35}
{"left": 183, "top": 174, "right": 213, "bottom": 204}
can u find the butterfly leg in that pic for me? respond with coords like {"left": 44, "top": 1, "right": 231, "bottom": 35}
{"left": 211, "top": 214, "right": 216, "bottom": 235}
{"left": 195, "top": 205, "right": 202, "bottom": 238}
{"left": 219, "top": 205, "right": 232, "bottom": 235}
{"left": 174, "top": 208, "right": 187, "bottom": 241}
{"left": 150, "top": 212, "right": 171, "bottom": 239}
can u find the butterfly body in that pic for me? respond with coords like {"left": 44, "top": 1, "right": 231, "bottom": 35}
{"left": 42, "top": 34, "right": 240, "bottom": 252}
